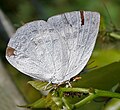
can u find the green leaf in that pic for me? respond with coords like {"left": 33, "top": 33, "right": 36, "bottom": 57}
{"left": 72, "top": 61, "right": 120, "bottom": 90}
{"left": 18, "top": 93, "right": 62, "bottom": 110}
{"left": 111, "top": 83, "right": 120, "bottom": 92}
{"left": 91, "top": 49, "right": 120, "bottom": 67}
{"left": 28, "top": 80, "right": 53, "bottom": 91}
{"left": 103, "top": 98, "right": 120, "bottom": 110}
{"left": 110, "top": 32, "right": 120, "bottom": 40}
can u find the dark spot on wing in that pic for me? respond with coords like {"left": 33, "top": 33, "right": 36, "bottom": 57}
{"left": 80, "top": 11, "right": 84, "bottom": 26}
{"left": 6, "top": 47, "right": 15, "bottom": 57}
{"left": 62, "top": 14, "right": 72, "bottom": 27}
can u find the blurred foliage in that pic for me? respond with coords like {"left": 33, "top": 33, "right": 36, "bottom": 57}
{"left": 0, "top": 0, "right": 120, "bottom": 28}
{"left": 0, "top": 0, "right": 120, "bottom": 109}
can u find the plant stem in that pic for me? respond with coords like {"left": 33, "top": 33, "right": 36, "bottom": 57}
{"left": 95, "top": 89, "right": 120, "bottom": 98}
{"left": 62, "top": 97, "right": 73, "bottom": 110}
{"left": 59, "top": 87, "right": 89, "bottom": 97}
{"left": 74, "top": 93, "right": 96, "bottom": 109}
{"left": 59, "top": 87, "right": 120, "bottom": 109}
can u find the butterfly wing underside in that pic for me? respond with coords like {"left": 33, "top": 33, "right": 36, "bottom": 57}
{"left": 6, "top": 11, "right": 100, "bottom": 84}
{"left": 47, "top": 11, "right": 100, "bottom": 83}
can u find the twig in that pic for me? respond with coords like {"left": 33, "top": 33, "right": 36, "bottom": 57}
{"left": 59, "top": 87, "right": 120, "bottom": 109}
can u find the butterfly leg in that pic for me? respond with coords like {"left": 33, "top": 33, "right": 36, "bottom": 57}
{"left": 43, "top": 81, "right": 52, "bottom": 90}
{"left": 65, "top": 81, "right": 72, "bottom": 88}
{"left": 56, "top": 80, "right": 72, "bottom": 88}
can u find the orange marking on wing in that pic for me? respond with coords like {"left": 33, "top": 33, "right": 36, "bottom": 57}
{"left": 80, "top": 11, "right": 84, "bottom": 26}
{"left": 6, "top": 47, "right": 15, "bottom": 57}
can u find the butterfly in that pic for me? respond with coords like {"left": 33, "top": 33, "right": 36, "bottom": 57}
{"left": 6, "top": 11, "right": 100, "bottom": 84}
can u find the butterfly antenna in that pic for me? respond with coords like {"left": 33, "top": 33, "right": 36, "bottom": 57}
{"left": 81, "top": 65, "right": 98, "bottom": 74}
{"left": 102, "top": 0, "right": 117, "bottom": 30}
{"left": 87, "top": 65, "right": 98, "bottom": 71}
{"left": 87, "top": 60, "right": 95, "bottom": 66}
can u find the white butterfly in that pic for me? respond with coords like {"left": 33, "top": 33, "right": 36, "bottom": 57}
{"left": 6, "top": 11, "right": 100, "bottom": 84}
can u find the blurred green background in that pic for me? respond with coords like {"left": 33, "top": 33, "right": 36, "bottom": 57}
{"left": 0, "top": 0, "right": 120, "bottom": 109}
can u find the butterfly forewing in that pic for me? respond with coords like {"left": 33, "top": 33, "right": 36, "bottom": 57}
{"left": 47, "top": 11, "right": 100, "bottom": 82}
{"left": 65, "top": 11, "right": 100, "bottom": 81}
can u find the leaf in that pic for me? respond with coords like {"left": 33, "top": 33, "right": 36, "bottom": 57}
{"left": 28, "top": 80, "right": 53, "bottom": 91}
{"left": 110, "top": 32, "right": 120, "bottom": 40}
{"left": 72, "top": 61, "right": 120, "bottom": 90}
{"left": 91, "top": 49, "right": 120, "bottom": 67}
{"left": 18, "top": 93, "right": 62, "bottom": 110}
{"left": 103, "top": 98, "right": 120, "bottom": 110}
{"left": 111, "top": 83, "right": 120, "bottom": 92}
